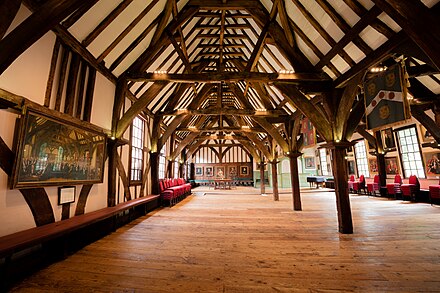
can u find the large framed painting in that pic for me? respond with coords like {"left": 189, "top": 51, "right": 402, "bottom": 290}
{"left": 216, "top": 166, "right": 225, "bottom": 178}
{"left": 381, "top": 128, "right": 396, "bottom": 151}
{"left": 369, "top": 158, "right": 378, "bottom": 174}
{"left": 240, "top": 166, "right": 249, "bottom": 176}
{"left": 424, "top": 152, "right": 440, "bottom": 177}
{"left": 10, "top": 109, "right": 107, "bottom": 189}
{"left": 195, "top": 167, "right": 203, "bottom": 176}
{"left": 205, "top": 167, "right": 213, "bottom": 177}
{"left": 347, "top": 160, "right": 356, "bottom": 175}
{"left": 304, "top": 156, "right": 315, "bottom": 169}
{"left": 228, "top": 166, "right": 237, "bottom": 178}
{"left": 385, "top": 157, "right": 399, "bottom": 175}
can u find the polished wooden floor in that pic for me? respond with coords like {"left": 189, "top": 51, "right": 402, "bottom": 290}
{"left": 10, "top": 187, "right": 440, "bottom": 292}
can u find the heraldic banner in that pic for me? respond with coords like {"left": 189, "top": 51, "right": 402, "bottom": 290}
{"left": 301, "top": 116, "right": 316, "bottom": 147}
{"left": 364, "top": 64, "right": 410, "bottom": 130}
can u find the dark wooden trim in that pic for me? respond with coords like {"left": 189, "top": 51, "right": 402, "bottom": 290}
{"left": 20, "top": 188, "right": 55, "bottom": 227}
{"left": 0, "top": 0, "right": 88, "bottom": 75}
{"left": 74, "top": 184, "right": 93, "bottom": 216}
{"left": 44, "top": 38, "right": 61, "bottom": 108}
{"left": 0, "top": 194, "right": 160, "bottom": 258}
{"left": 0, "top": 0, "right": 21, "bottom": 40}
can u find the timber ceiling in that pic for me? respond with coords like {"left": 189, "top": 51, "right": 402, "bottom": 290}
{"left": 9, "top": 0, "right": 440, "bottom": 155}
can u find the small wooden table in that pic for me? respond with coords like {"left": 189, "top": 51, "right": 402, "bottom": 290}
{"left": 214, "top": 179, "right": 232, "bottom": 189}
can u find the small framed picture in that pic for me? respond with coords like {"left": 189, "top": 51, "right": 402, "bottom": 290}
{"left": 240, "top": 166, "right": 249, "bottom": 176}
{"left": 381, "top": 128, "right": 396, "bottom": 150}
{"left": 195, "top": 167, "right": 203, "bottom": 176}
{"left": 206, "top": 167, "right": 213, "bottom": 177}
{"left": 58, "top": 186, "right": 76, "bottom": 205}
{"left": 304, "top": 156, "right": 315, "bottom": 169}
{"left": 385, "top": 157, "right": 399, "bottom": 175}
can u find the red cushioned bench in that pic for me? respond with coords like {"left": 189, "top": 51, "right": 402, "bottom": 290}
{"left": 159, "top": 178, "right": 191, "bottom": 206}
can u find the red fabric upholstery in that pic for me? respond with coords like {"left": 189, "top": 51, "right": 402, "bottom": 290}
{"left": 401, "top": 175, "right": 420, "bottom": 200}
{"left": 386, "top": 174, "right": 402, "bottom": 197}
{"left": 429, "top": 180, "right": 440, "bottom": 203}
{"left": 159, "top": 178, "right": 191, "bottom": 206}
{"left": 353, "top": 175, "right": 366, "bottom": 194}
{"left": 367, "top": 175, "right": 380, "bottom": 195}
{"left": 348, "top": 175, "right": 355, "bottom": 191}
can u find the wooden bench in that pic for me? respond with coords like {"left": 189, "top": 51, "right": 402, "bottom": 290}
{"left": 0, "top": 195, "right": 159, "bottom": 289}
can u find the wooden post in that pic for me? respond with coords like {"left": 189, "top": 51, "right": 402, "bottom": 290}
{"left": 374, "top": 131, "right": 387, "bottom": 195}
{"left": 326, "top": 141, "right": 353, "bottom": 234}
{"left": 258, "top": 162, "right": 266, "bottom": 195}
{"left": 288, "top": 152, "right": 302, "bottom": 211}
{"left": 107, "top": 140, "right": 117, "bottom": 207}
{"left": 270, "top": 159, "right": 279, "bottom": 201}
{"left": 190, "top": 162, "right": 195, "bottom": 180}
{"left": 150, "top": 151, "right": 160, "bottom": 195}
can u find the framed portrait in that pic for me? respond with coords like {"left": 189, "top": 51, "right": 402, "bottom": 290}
{"left": 347, "top": 160, "right": 356, "bottom": 175}
{"left": 216, "top": 166, "right": 225, "bottom": 178}
{"left": 195, "top": 167, "right": 203, "bottom": 176}
{"left": 381, "top": 128, "right": 396, "bottom": 150}
{"left": 424, "top": 152, "right": 440, "bottom": 177}
{"left": 304, "top": 156, "right": 315, "bottom": 169}
{"left": 240, "top": 166, "right": 249, "bottom": 176}
{"left": 205, "top": 167, "right": 213, "bottom": 177}
{"left": 420, "top": 124, "right": 434, "bottom": 142}
{"left": 385, "top": 157, "right": 399, "bottom": 175}
{"left": 369, "top": 158, "right": 378, "bottom": 174}
{"left": 10, "top": 109, "right": 107, "bottom": 189}
{"left": 228, "top": 166, "right": 237, "bottom": 177}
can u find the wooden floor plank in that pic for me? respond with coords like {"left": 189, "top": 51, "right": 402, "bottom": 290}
{"left": 9, "top": 187, "right": 440, "bottom": 292}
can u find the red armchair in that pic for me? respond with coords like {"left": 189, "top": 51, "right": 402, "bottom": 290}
{"left": 353, "top": 175, "right": 366, "bottom": 194}
{"left": 367, "top": 175, "right": 380, "bottom": 196}
{"left": 428, "top": 179, "right": 440, "bottom": 205}
{"left": 348, "top": 175, "right": 355, "bottom": 192}
{"left": 401, "top": 175, "right": 420, "bottom": 201}
{"left": 386, "top": 174, "right": 402, "bottom": 198}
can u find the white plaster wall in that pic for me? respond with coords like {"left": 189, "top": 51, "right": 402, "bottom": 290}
{"left": 90, "top": 73, "right": 115, "bottom": 131}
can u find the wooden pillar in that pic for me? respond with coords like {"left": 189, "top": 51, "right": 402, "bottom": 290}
{"left": 327, "top": 141, "right": 353, "bottom": 234}
{"left": 270, "top": 159, "right": 279, "bottom": 201}
{"left": 258, "top": 162, "right": 266, "bottom": 195}
{"left": 179, "top": 161, "right": 184, "bottom": 178}
{"left": 374, "top": 131, "right": 387, "bottom": 194}
{"left": 190, "top": 162, "right": 195, "bottom": 180}
{"left": 107, "top": 140, "right": 117, "bottom": 207}
{"left": 288, "top": 152, "right": 302, "bottom": 211}
{"left": 150, "top": 151, "right": 159, "bottom": 195}
{"left": 166, "top": 159, "right": 173, "bottom": 178}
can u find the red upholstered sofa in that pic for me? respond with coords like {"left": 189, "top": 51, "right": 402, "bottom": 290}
{"left": 159, "top": 178, "right": 191, "bottom": 206}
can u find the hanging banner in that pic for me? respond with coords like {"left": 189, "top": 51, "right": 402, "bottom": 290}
{"left": 364, "top": 64, "right": 410, "bottom": 130}
{"left": 301, "top": 116, "right": 316, "bottom": 147}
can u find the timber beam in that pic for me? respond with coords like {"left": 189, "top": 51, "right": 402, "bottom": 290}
{"left": 127, "top": 72, "right": 331, "bottom": 85}
{"left": 160, "top": 108, "right": 288, "bottom": 117}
